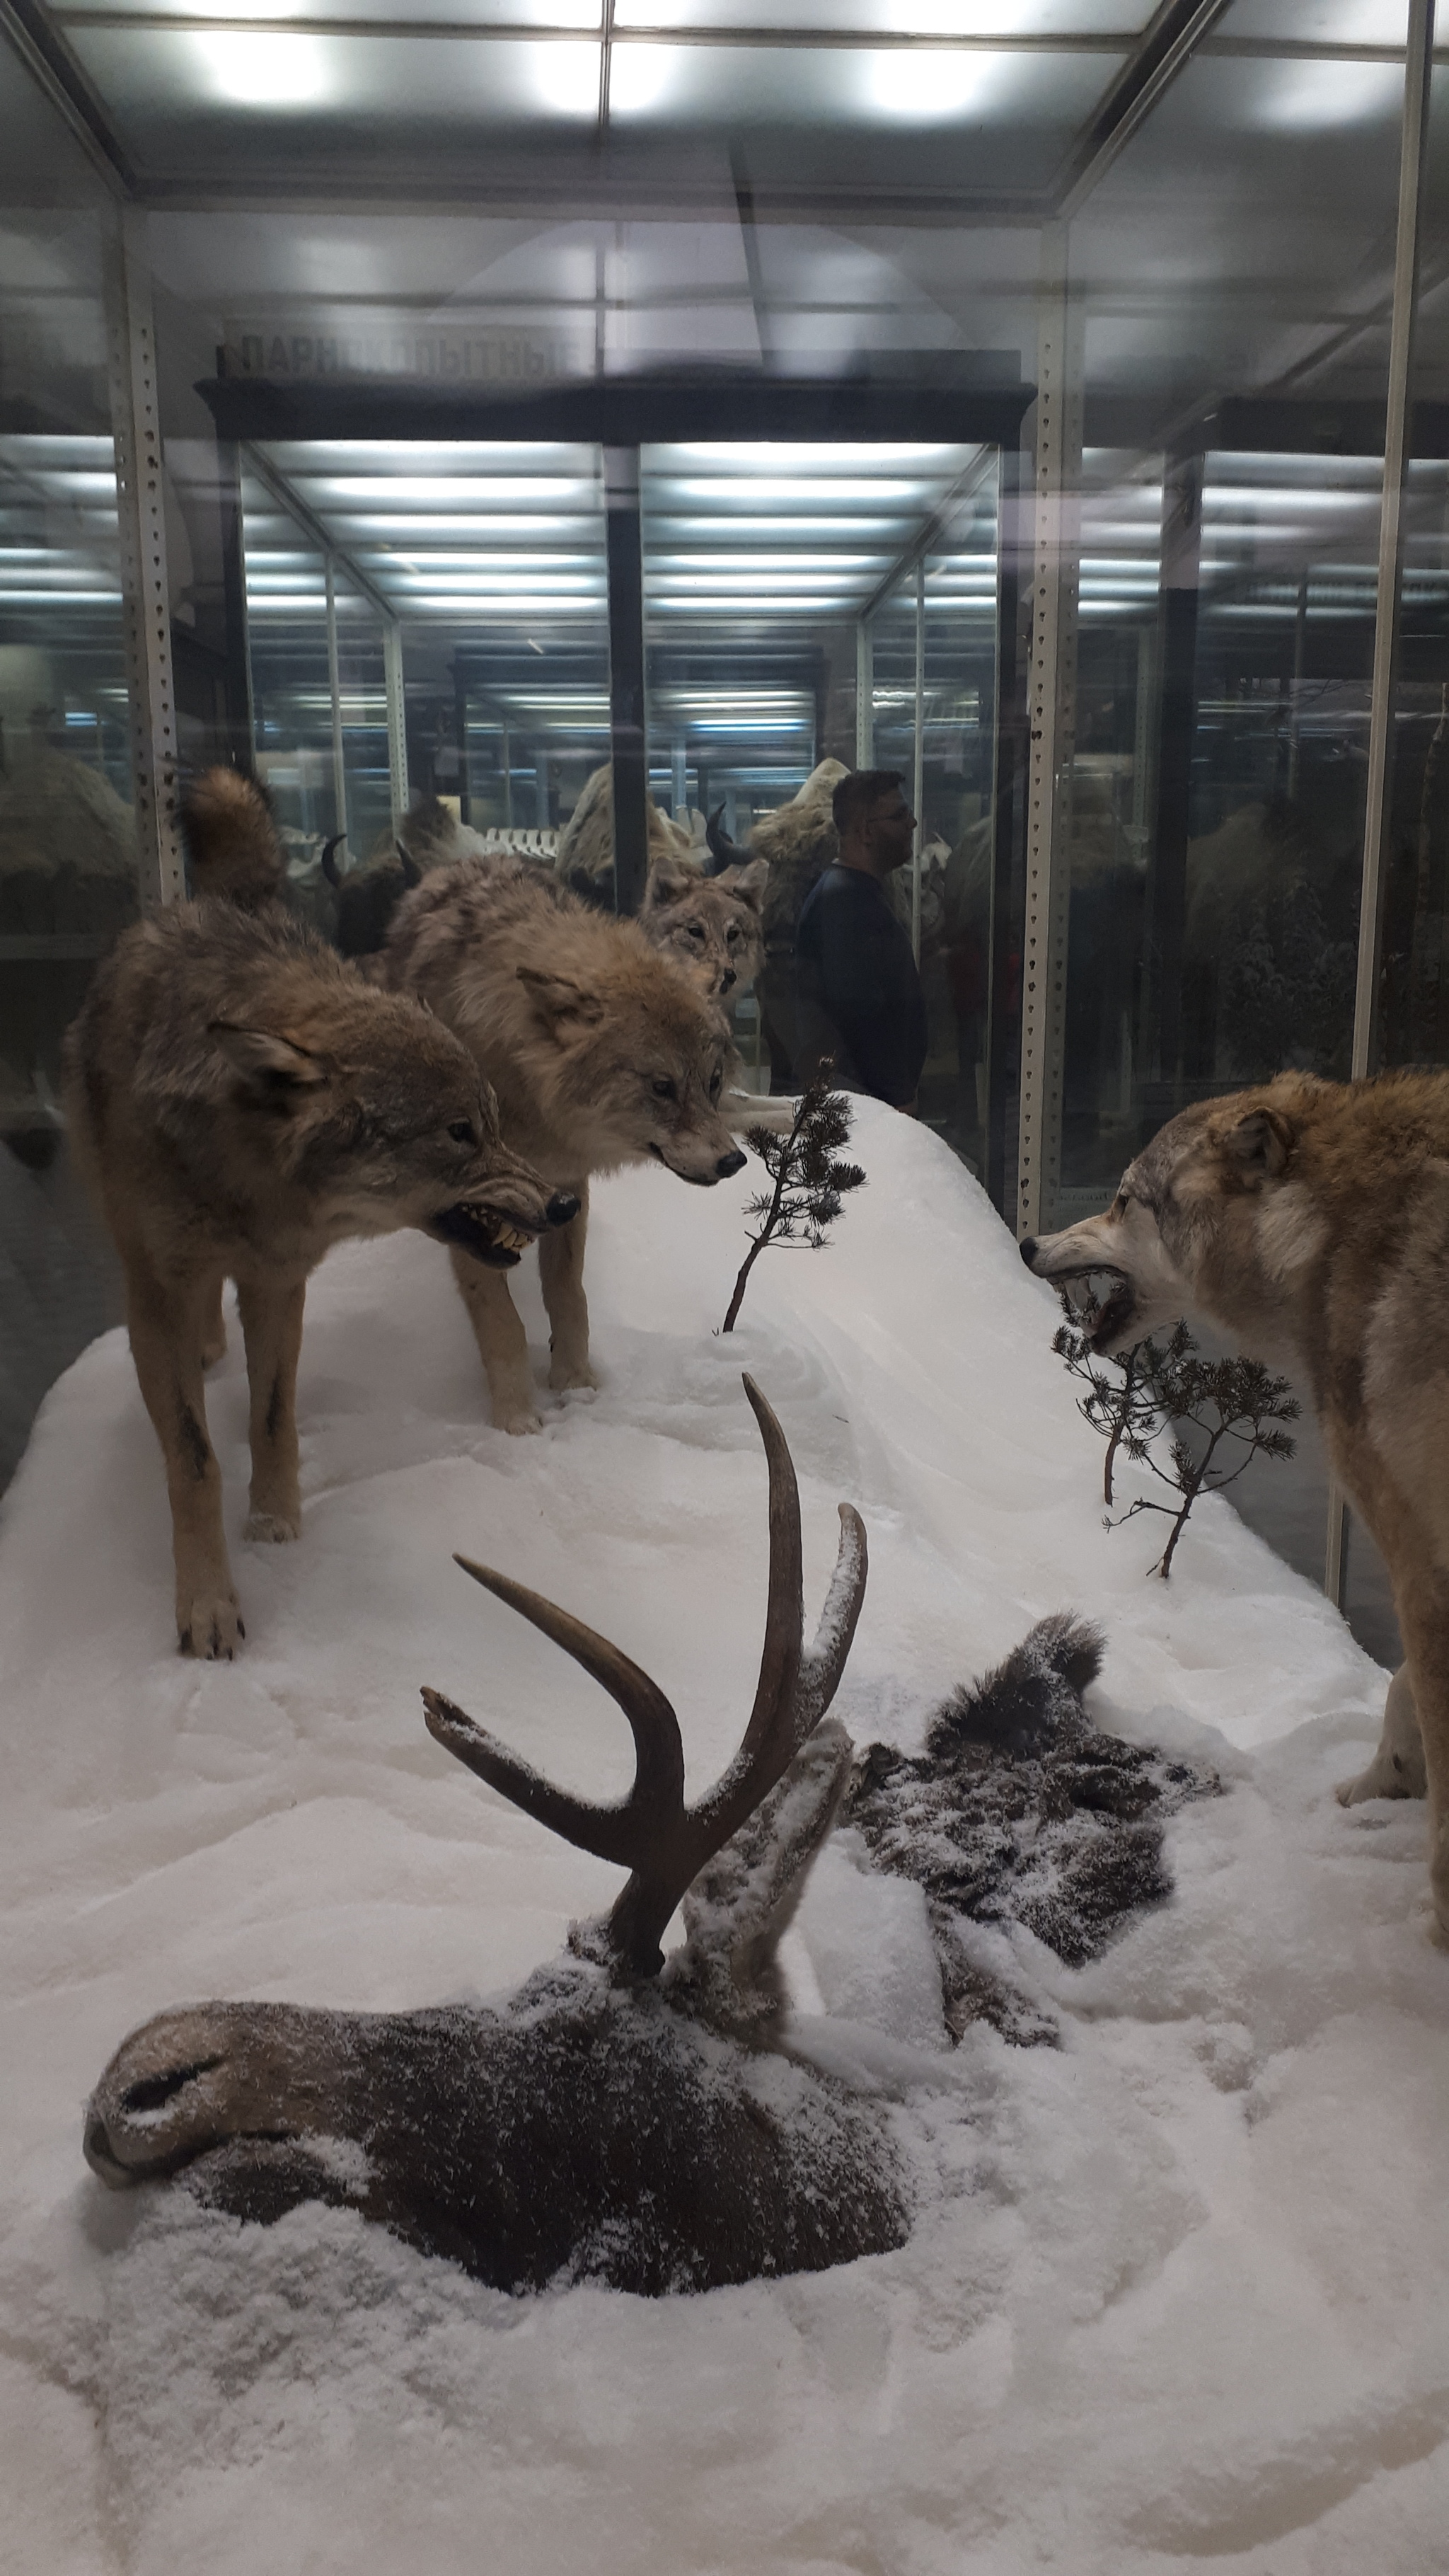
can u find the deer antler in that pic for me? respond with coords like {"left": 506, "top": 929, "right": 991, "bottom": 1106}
{"left": 420, "top": 1374, "right": 868, "bottom": 1976}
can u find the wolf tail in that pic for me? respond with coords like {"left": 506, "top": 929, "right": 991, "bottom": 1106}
{"left": 183, "top": 767, "right": 285, "bottom": 912}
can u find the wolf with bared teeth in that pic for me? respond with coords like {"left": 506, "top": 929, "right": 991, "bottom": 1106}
{"left": 1021, "top": 1068, "right": 1449, "bottom": 1939}
{"left": 65, "top": 769, "right": 567, "bottom": 1660}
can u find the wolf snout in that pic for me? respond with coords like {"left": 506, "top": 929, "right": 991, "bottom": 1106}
{"left": 1020, "top": 1236, "right": 1040, "bottom": 1269}
{"left": 545, "top": 1191, "right": 581, "bottom": 1229}
{"left": 717, "top": 1148, "right": 747, "bottom": 1180}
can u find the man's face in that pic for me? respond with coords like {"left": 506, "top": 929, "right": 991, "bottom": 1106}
{"left": 866, "top": 788, "right": 917, "bottom": 872}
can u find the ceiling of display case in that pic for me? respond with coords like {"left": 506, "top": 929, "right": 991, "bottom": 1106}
{"left": 2, "top": 0, "right": 1419, "bottom": 215}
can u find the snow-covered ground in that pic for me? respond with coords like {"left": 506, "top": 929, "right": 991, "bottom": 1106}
{"left": 1, "top": 1101, "right": 1443, "bottom": 2575}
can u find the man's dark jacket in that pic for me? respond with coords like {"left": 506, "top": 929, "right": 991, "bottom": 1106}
{"left": 793, "top": 862, "right": 928, "bottom": 1107}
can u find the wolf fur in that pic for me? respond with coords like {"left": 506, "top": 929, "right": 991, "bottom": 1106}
{"left": 1020, "top": 1069, "right": 1449, "bottom": 1936}
{"left": 639, "top": 853, "right": 768, "bottom": 1000}
{"left": 66, "top": 775, "right": 562, "bottom": 1660}
{"left": 383, "top": 861, "right": 746, "bottom": 1433}
{"left": 183, "top": 769, "right": 284, "bottom": 911}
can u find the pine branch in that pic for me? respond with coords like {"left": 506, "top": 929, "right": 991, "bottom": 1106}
{"left": 721, "top": 1074, "right": 867, "bottom": 1333}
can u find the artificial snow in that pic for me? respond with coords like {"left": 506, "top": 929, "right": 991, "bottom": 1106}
{"left": 0, "top": 1100, "right": 1443, "bottom": 2573}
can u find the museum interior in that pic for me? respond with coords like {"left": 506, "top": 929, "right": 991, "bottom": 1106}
{"left": 3, "top": 0, "right": 1447, "bottom": 1650}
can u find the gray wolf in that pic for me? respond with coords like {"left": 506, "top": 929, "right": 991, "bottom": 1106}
{"left": 384, "top": 859, "right": 746, "bottom": 1432}
{"left": 1020, "top": 1069, "right": 1449, "bottom": 1936}
{"left": 65, "top": 768, "right": 567, "bottom": 1659}
{"left": 639, "top": 852, "right": 767, "bottom": 1001}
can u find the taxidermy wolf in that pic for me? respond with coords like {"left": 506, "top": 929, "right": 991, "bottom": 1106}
{"left": 640, "top": 851, "right": 768, "bottom": 1001}
{"left": 383, "top": 859, "right": 746, "bottom": 1434}
{"left": 83, "top": 1380, "right": 909, "bottom": 2295}
{"left": 1020, "top": 1069, "right": 1449, "bottom": 1938}
{"left": 64, "top": 769, "right": 571, "bottom": 1660}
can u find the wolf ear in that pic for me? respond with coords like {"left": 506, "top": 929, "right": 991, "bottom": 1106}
{"left": 645, "top": 858, "right": 698, "bottom": 909}
{"left": 210, "top": 1023, "right": 328, "bottom": 1091}
{"left": 1221, "top": 1107, "right": 1293, "bottom": 1175}
{"left": 516, "top": 967, "right": 606, "bottom": 1030}
{"left": 720, "top": 856, "right": 768, "bottom": 912}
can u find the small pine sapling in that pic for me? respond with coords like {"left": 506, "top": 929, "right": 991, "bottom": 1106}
{"left": 722, "top": 1075, "right": 867, "bottom": 1333}
{"left": 1052, "top": 1316, "right": 1160, "bottom": 1506}
{"left": 1053, "top": 1305, "right": 1299, "bottom": 1577}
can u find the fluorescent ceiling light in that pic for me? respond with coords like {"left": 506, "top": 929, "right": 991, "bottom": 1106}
{"left": 1248, "top": 60, "right": 1402, "bottom": 132}
{"left": 194, "top": 30, "right": 333, "bottom": 108}
{"left": 524, "top": 40, "right": 599, "bottom": 118}
{"left": 865, "top": 49, "right": 997, "bottom": 122}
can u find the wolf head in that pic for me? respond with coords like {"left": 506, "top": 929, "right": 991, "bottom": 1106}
{"left": 1020, "top": 1074, "right": 1329, "bottom": 1355}
{"left": 640, "top": 856, "right": 768, "bottom": 1000}
{"left": 184, "top": 769, "right": 285, "bottom": 912}
{"left": 210, "top": 982, "right": 571, "bottom": 1264}
{"left": 514, "top": 947, "right": 746, "bottom": 1187}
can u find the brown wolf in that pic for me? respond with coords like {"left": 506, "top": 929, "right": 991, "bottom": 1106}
{"left": 1020, "top": 1069, "right": 1449, "bottom": 1936}
{"left": 383, "top": 861, "right": 746, "bottom": 1433}
{"left": 65, "top": 771, "right": 569, "bottom": 1660}
{"left": 639, "top": 853, "right": 768, "bottom": 1001}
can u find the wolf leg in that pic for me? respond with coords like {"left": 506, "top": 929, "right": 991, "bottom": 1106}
{"left": 1336, "top": 1663, "right": 1426, "bottom": 1806}
{"left": 122, "top": 1251, "right": 241, "bottom": 1657}
{"left": 449, "top": 1246, "right": 540, "bottom": 1434}
{"left": 1391, "top": 1587, "right": 1449, "bottom": 1940}
{"left": 236, "top": 1272, "right": 307, "bottom": 1541}
{"left": 201, "top": 1279, "right": 228, "bottom": 1368}
{"left": 539, "top": 1181, "right": 597, "bottom": 1393}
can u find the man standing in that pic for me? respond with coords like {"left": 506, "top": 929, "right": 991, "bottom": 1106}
{"left": 792, "top": 769, "right": 928, "bottom": 1111}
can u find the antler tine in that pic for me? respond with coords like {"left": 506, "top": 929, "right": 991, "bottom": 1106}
{"left": 420, "top": 1557, "right": 685, "bottom": 1873}
{"left": 736, "top": 1374, "right": 805, "bottom": 1772}
{"left": 792, "top": 1504, "right": 868, "bottom": 1747}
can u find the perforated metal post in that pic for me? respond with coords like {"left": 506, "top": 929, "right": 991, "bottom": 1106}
{"left": 1017, "top": 221, "right": 1083, "bottom": 1241}
{"left": 325, "top": 555, "right": 347, "bottom": 844}
{"left": 911, "top": 556, "right": 925, "bottom": 962}
{"left": 383, "top": 619, "right": 410, "bottom": 821}
{"left": 107, "top": 209, "right": 183, "bottom": 908}
{"left": 855, "top": 617, "right": 874, "bottom": 767}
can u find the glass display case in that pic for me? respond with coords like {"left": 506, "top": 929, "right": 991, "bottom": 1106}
{"left": 2, "top": 0, "right": 1441, "bottom": 1652}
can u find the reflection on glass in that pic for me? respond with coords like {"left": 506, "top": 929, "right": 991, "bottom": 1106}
{"left": 0, "top": 432, "right": 136, "bottom": 1156}
{"left": 1053, "top": 446, "right": 1378, "bottom": 1222}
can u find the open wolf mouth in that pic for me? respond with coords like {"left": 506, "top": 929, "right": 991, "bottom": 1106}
{"left": 1058, "top": 1267, "right": 1136, "bottom": 1352}
{"left": 431, "top": 1201, "right": 541, "bottom": 1269}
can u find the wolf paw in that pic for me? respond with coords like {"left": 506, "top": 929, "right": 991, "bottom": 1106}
{"left": 500, "top": 1410, "right": 543, "bottom": 1437}
{"left": 548, "top": 1355, "right": 599, "bottom": 1393}
{"left": 244, "top": 1510, "right": 300, "bottom": 1543}
{"left": 178, "top": 1592, "right": 244, "bottom": 1660}
{"left": 1336, "top": 1753, "right": 1424, "bottom": 1807}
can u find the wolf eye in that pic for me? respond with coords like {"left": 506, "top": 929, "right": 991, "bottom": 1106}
{"left": 686, "top": 924, "right": 706, "bottom": 943}
{"left": 448, "top": 1120, "right": 477, "bottom": 1145}
{"left": 652, "top": 1077, "right": 678, "bottom": 1103}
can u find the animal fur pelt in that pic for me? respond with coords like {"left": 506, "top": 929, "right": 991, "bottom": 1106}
{"left": 844, "top": 1615, "right": 1217, "bottom": 2045}
{"left": 717, "top": 759, "right": 848, "bottom": 955}
{"left": 383, "top": 861, "right": 744, "bottom": 1434}
{"left": 553, "top": 763, "right": 695, "bottom": 897}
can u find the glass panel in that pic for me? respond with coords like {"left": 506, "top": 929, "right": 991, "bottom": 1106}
{"left": 0, "top": 28, "right": 131, "bottom": 1490}
{"left": 642, "top": 440, "right": 987, "bottom": 1096}
{"left": 240, "top": 464, "right": 337, "bottom": 909}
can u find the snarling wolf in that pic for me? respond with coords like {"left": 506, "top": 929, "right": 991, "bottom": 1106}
{"left": 64, "top": 772, "right": 567, "bottom": 1660}
{"left": 384, "top": 861, "right": 746, "bottom": 1433}
{"left": 639, "top": 853, "right": 768, "bottom": 1001}
{"left": 1020, "top": 1069, "right": 1449, "bottom": 1936}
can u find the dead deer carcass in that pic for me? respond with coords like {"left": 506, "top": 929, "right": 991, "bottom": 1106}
{"left": 83, "top": 1381, "right": 908, "bottom": 2294}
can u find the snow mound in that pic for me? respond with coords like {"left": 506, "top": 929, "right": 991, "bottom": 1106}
{"left": 3, "top": 1101, "right": 1442, "bottom": 2575}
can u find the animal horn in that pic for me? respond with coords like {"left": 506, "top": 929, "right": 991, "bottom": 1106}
{"left": 321, "top": 834, "right": 345, "bottom": 886}
{"left": 421, "top": 1374, "right": 867, "bottom": 1976}
{"left": 396, "top": 841, "right": 422, "bottom": 888}
{"left": 705, "top": 805, "right": 743, "bottom": 876}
